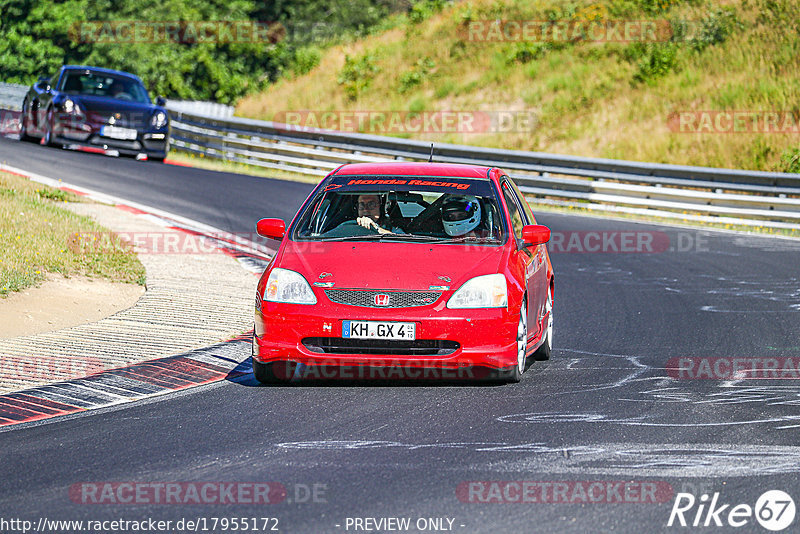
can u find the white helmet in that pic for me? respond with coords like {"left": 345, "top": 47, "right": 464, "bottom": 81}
{"left": 442, "top": 195, "right": 481, "bottom": 236}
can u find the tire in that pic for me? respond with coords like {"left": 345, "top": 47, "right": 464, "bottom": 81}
{"left": 252, "top": 358, "right": 296, "bottom": 385}
{"left": 505, "top": 301, "right": 528, "bottom": 383}
{"left": 252, "top": 358, "right": 279, "bottom": 384}
{"left": 533, "top": 285, "right": 553, "bottom": 361}
{"left": 43, "top": 107, "right": 59, "bottom": 147}
{"left": 19, "top": 101, "right": 36, "bottom": 143}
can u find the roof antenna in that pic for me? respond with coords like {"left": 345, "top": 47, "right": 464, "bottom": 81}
{"left": 428, "top": 143, "right": 434, "bottom": 163}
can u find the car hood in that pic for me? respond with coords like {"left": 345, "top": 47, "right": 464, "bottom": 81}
{"left": 72, "top": 95, "right": 157, "bottom": 114}
{"left": 71, "top": 95, "right": 159, "bottom": 127}
{"left": 276, "top": 240, "right": 508, "bottom": 291}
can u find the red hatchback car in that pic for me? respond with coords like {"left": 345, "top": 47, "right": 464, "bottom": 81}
{"left": 253, "top": 162, "right": 553, "bottom": 383}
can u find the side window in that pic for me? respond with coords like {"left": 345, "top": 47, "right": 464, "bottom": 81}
{"left": 506, "top": 177, "right": 536, "bottom": 224}
{"left": 502, "top": 182, "right": 525, "bottom": 240}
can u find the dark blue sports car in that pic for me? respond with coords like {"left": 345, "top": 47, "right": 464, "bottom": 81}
{"left": 20, "top": 65, "right": 170, "bottom": 162}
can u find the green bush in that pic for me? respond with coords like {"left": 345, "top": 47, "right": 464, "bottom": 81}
{"left": 689, "top": 8, "right": 741, "bottom": 52}
{"left": 292, "top": 46, "right": 322, "bottom": 76}
{"left": 398, "top": 57, "right": 435, "bottom": 93}
{"left": 409, "top": 0, "right": 450, "bottom": 24}
{"left": 628, "top": 43, "right": 680, "bottom": 84}
{"left": 755, "top": 0, "right": 800, "bottom": 26}
{"left": 505, "top": 42, "right": 550, "bottom": 65}
{"left": 782, "top": 147, "right": 800, "bottom": 173}
{"left": 337, "top": 53, "right": 381, "bottom": 100}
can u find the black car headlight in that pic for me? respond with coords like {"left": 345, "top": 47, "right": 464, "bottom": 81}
{"left": 151, "top": 111, "right": 168, "bottom": 129}
{"left": 63, "top": 98, "right": 83, "bottom": 116}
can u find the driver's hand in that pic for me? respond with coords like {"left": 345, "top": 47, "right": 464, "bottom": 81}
{"left": 357, "top": 217, "right": 377, "bottom": 230}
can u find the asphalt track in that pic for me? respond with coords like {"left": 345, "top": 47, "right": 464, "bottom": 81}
{"left": 2, "top": 136, "right": 800, "bottom": 533}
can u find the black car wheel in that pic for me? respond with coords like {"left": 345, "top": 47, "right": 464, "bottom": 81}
{"left": 532, "top": 286, "right": 553, "bottom": 361}
{"left": 252, "top": 358, "right": 294, "bottom": 385}
{"left": 43, "top": 107, "right": 60, "bottom": 148}
{"left": 19, "top": 100, "right": 36, "bottom": 143}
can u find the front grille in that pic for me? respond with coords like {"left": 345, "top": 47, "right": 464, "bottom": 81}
{"left": 89, "top": 135, "right": 141, "bottom": 150}
{"left": 302, "top": 337, "right": 459, "bottom": 356}
{"left": 324, "top": 289, "right": 440, "bottom": 308}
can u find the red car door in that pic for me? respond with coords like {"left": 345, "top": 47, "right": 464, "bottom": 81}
{"left": 501, "top": 178, "right": 548, "bottom": 348}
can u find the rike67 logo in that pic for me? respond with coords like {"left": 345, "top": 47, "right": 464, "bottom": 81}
{"left": 668, "top": 490, "right": 795, "bottom": 531}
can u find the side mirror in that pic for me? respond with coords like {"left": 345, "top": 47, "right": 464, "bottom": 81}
{"left": 521, "top": 224, "right": 550, "bottom": 246}
{"left": 155, "top": 96, "right": 166, "bottom": 107}
{"left": 256, "top": 218, "right": 285, "bottom": 240}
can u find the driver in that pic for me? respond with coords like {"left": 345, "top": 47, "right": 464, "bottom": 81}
{"left": 110, "top": 80, "right": 128, "bottom": 99}
{"left": 441, "top": 195, "right": 483, "bottom": 237}
{"left": 355, "top": 194, "right": 401, "bottom": 234}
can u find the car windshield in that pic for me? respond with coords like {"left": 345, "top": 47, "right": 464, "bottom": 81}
{"left": 60, "top": 71, "right": 151, "bottom": 104}
{"left": 293, "top": 175, "right": 506, "bottom": 243}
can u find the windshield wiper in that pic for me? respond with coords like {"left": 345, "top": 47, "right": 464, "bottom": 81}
{"left": 438, "top": 236, "right": 499, "bottom": 244}
{"left": 377, "top": 234, "right": 451, "bottom": 242}
{"left": 314, "top": 235, "right": 382, "bottom": 241}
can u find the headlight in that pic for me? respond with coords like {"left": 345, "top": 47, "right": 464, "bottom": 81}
{"left": 446, "top": 273, "right": 507, "bottom": 309}
{"left": 151, "top": 111, "right": 167, "bottom": 129}
{"left": 264, "top": 268, "right": 317, "bottom": 304}
{"left": 63, "top": 98, "right": 82, "bottom": 115}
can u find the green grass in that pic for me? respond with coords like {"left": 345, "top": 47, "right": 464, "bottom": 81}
{"left": 0, "top": 172, "right": 146, "bottom": 297}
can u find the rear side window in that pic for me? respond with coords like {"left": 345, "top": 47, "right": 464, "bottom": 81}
{"left": 501, "top": 182, "right": 525, "bottom": 240}
{"left": 505, "top": 177, "right": 536, "bottom": 224}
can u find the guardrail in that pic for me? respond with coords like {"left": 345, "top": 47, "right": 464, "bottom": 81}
{"left": 165, "top": 99, "right": 234, "bottom": 118}
{"left": 166, "top": 108, "right": 800, "bottom": 230}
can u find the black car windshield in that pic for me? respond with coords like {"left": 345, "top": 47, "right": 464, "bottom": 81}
{"left": 293, "top": 175, "right": 506, "bottom": 243}
{"left": 60, "top": 71, "right": 151, "bottom": 104}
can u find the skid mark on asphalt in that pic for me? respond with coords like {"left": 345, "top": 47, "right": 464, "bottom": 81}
{"left": 621, "top": 384, "right": 800, "bottom": 407}
{"left": 563, "top": 262, "right": 800, "bottom": 312}
{"left": 503, "top": 349, "right": 800, "bottom": 430}
{"left": 497, "top": 411, "right": 800, "bottom": 428}
{"left": 272, "top": 440, "right": 800, "bottom": 476}
{"left": 0, "top": 337, "right": 251, "bottom": 429}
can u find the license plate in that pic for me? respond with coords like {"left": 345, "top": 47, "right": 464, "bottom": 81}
{"left": 101, "top": 125, "right": 137, "bottom": 140}
{"left": 342, "top": 320, "right": 415, "bottom": 340}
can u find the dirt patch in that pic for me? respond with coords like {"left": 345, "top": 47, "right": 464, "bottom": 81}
{"left": 0, "top": 275, "right": 144, "bottom": 339}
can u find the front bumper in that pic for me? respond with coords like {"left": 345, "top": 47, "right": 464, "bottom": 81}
{"left": 53, "top": 118, "right": 169, "bottom": 158}
{"left": 253, "top": 300, "right": 519, "bottom": 374}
